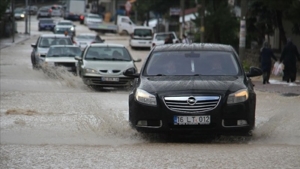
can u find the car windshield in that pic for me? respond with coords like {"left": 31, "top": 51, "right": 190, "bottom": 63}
{"left": 133, "top": 29, "right": 152, "bottom": 37}
{"left": 85, "top": 47, "right": 132, "bottom": 61}
{"left": 145, "top": 51, "right": 240, "bottom": 76}
{"left": 57, "top": 22, "right": 72, "bottom": 26}
{"left": 55, "top": 28, "right": 72, "bottom": 34}
{"left": 47, "top": 46, "right": 82, "bottom": 57}
{"left": 89, "top": 15, "right": 101, "bottom": 19}
{"left": 38, "top": 37, "right": 73, "bottom": 48}
{"left": 40, "top": 19, "right": 54, "bottom": 23}
{"left": 155, "top": 33, "right": 175, "bottom": 41}
{"left": 76, "top": 35, "right": 95, "bottom": 40}
{"left": 15, "top": 8, "right": 24, "bottom": 13}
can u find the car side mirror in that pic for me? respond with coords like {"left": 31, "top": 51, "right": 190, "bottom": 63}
{"left": 134, "top": 58, "right": 142, "bottom": 62}
{"left": 31, "top": 43, "right": 37, "bottom": 48}
{"left": 75, "top": 56, "right": 82, "bottom": 61}
{"left": 246, "top": 66, "right": 263, "bottom": 77}
{"left": 123, "top": 68, "right": 139, "bottom": 78}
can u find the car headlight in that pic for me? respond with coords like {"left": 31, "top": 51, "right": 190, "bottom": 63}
{"left": 70, "top": 27, "right": 74, "bottom": 31}
{"left": 227, "top": 89, "right": 249, "bottom": 104}
{"left": 135, "top": 89, "right": 157, "bottom": 106}
{"left": 84, "top": 68, "right": 98, "bottom": 74}
{"left": 20, "top": 14, "right": 25, "bottom": 17}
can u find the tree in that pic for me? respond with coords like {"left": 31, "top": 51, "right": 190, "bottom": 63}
{"left": 0, "top": 0, "right": 10, "bottom": 19}
{"left": 192, "top": 0, "right": 239, "bottom": 49}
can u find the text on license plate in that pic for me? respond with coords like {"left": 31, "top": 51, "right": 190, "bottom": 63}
{"left": 174, "top": 115, "right": 210, "bottom": 125}
{"left": 102, "top": 77, "right": 119, "bottom": 82}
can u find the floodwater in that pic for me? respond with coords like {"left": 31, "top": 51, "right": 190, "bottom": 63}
{"left": 0, "top": 17, "right": 299, "bottom": 169}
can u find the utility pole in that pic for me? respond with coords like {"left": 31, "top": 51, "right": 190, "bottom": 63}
{"left": 180, "top": 0, "right": 185, "bottom": 39}
{"left": 12, "top": 0, "right": 15, "bottom": 42}
{"left": 239, "top": 0, "right": 248, "bottom": 62}
{"left": 25, "top": 0, "right": 29, "bottom": 34}
{"left": 200, "top": 0, "right": 205, "bottom": 43}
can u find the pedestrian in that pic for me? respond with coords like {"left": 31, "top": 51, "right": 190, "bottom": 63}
{"left": 182, "top": 34, "right": 190, "bottom": 44}
{"left": 280, "top": 38, "right": 300, "bottom": 83}
{"left": 259, "top": 41, "right": 278, "bottom": 84}
{"left": 164, "top": 34, "right": 173, "bottom": 44}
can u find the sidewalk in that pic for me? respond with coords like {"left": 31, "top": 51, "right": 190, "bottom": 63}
{"left": 252, "top": 75, "right": 300, "bottom": 95}
{"left": 0, "top": 33, "right": 31, "bottom": 49}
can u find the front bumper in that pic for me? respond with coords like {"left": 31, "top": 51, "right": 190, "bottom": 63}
{"left": 129, "top": 96, "right": 254, "bottom": 135}
{"left": 82, "top": 75, "right": 134, "bottom": 87}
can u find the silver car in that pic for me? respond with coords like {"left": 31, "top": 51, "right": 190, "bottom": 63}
{"left": 74, "top": 33, "right": 105, "bottom": 49}
{"left": 75, "top": 44, "right": 141, "bottom": 88}
{"left": 41, "top": 45, "right": 82, "bottom": 74}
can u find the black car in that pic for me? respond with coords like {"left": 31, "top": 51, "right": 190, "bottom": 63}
{"left": 38, "top": 18, "right": 55, "bottom": 31}
{"left": 123, "top": 43, "right": 262, "bottom": 136}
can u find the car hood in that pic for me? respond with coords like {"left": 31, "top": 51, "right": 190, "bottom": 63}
{"left": 45, "top": 57, "right": 77, "bottom": 63}
{"left": 139, "top": 76, "right": 247, "bottom": 95}
{"left": 37, "top": 47, "right": 50, "bottom": 54}
{"left": 83, "top": 60, "right": 135, "bottom": 74}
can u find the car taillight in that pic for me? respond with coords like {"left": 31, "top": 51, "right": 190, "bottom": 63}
{"left": 80, "top": 15, "right": 84, "bottom": 19}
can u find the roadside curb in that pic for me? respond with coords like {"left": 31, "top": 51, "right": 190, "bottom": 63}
{"left": 0, "top": 35, "right": 31, "bottom": 50}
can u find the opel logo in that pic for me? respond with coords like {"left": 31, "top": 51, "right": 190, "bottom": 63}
{"left": 187, "top": 96, "right": 197, "bottom": 105}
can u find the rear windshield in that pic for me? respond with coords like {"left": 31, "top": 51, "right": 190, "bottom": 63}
{"left": 133, "top": 29, "right": 152, "bottom": 37}
{"left": 89, "top": 15, "right": 101, "bottom": 19}
{"left": 85, "top": 47, "right": 132, "bottom": 61}
{"left": 40, "top": 19, "right": 54, "bottom": 23}
{"left": 155, "top": 33, "right": 175, "bottom": 41}
{"left": 38, "top": 37, "right": 73, "bottom": 47}
{"left": 76, "top": 35, "right": 95, "bottom": 40}
{"left": 145, "top": 51, "right": 240, "bottom": 76}
{"left": 47, "top": 46, "right": 82, "bottom": 57}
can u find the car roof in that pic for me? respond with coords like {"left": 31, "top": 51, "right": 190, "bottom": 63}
{"left": 89, "top": 43, "right": 125, "bottom": 48}
{"left": 154, "top": 32, "right": 175, "bottom": 35}
{"left": 58, "top": 20, "right": 72, "bottom": 23}
{"left": 153, "top": 43, "right": 234, "bottom": 52}
{"left": 50, "top": 45, "right": 79, "bottom": 48}
{"left": 39, "top": 34, "right": 70, "bottom": 38}
{"left": 76, "top": 33, "right": 97, "bottom": 36}
{"left": 134, "top": 26, "right": 152, "bottom": 30}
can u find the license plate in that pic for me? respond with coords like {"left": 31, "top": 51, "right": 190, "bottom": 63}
{"left": 174, "top": 115, "right": 211, "bottom": 125}
{"left": 102, "top": 77, "right": 119, "bottom": 82}
{"left": 139, "top": 42, "right": 146, "bottom": 44}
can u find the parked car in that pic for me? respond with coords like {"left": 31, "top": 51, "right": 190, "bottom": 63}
{"left": 151, "top": 32, "right": 179, "bottom": 48}
{"left": 50, "top": 5, "right": 63, "bottom": 17}
{"left": 129, "top": 26, "right": 153, "bottom": 49}
{"left": 26, "top": 5, "right": 38, "bottom": 15}
{"left": 84, "top": 13, "right": 102, "bottom": 25}
{"left": 14, "top": 7, "right": 26, "bottom": 20}
{"left": 75, "top": 44, "right": 141, "bottom": 89}
{"left": 56, "top": 20, "right": 76, "bottom": 35}
{"left": 123, "top": 43, "right": 263, "bottom": 136}
{"left": 74, "top": 33, "right": 105, "bottom": 49}
{"left": 30, "top": 34, "right": 74, "bottom": 68}
{"left": 37, "top": 6, "right": 52, "bottom": 19}
{"left": 38, "top": 18, "right": 55, "bottom": 31}
{"left": 41, "top": 45, "right": 82, "bottom": 74}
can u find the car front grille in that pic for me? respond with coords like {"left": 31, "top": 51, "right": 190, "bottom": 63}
{"left": 164, "top": 96, "right": 220, "bottom": 113}
{"left": 55, "top": 62, "right": 75, "bottom": 67}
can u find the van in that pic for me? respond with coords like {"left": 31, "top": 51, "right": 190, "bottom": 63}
{"left": 129, "top": 26, "right": 153, "bottom": 49}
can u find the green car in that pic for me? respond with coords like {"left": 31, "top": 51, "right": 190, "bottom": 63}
{"left": 75, "top": 43, "right": 141, "bottom": 89}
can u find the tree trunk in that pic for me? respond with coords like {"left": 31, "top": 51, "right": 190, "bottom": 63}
{"left": 276, "top": 10, "right": 287, "bottom": 50}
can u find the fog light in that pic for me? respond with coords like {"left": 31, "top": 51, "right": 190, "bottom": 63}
{"left": 137, "top": 120, "right": 147, "bottom": 126}
{"left": 237, "top": 120, "right": 248, "bottom": 126}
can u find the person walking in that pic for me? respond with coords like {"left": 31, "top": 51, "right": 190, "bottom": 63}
{"left": 182, "top": 34, "right": 190, "bottom": 44}
{"left": 259, "top": 41, "right": 278, "bottom": 84}
{"left": 280, "top": 38, "right": 300, "bottom": 83}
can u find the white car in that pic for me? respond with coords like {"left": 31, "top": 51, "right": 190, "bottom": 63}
{"left": 56, "top": 20, "right": 76, "bottom": 35}
{"left": 84, "top": 13, "right": 103, "bottom": 25}
{"left": 129, "top": 26, "right": 153, "bottom": 49}
{"left": 151, "top": 32, "right": 179, "bottom": 48}
{"left": 74, "top": 33, "right": 105, "bottom": 49}
{"left": 50, "top": 5, "right": 62, "bottom": 17}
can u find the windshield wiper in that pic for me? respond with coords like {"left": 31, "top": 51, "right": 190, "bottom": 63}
{"left": 155, "top": 74, "right": 166, "bottom": 76}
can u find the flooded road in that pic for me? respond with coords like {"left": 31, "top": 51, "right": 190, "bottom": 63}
{"left": 1, "top": 16, "right": 300, "bottom": 169}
